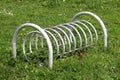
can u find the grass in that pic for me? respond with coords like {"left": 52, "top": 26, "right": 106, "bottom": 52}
{"left": 0, "top": 0, "right": 120, "bottom": 80}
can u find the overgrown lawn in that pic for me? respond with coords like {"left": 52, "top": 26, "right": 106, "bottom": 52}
{"left": 0, "top": 0, "right": 120, "bottom": 80}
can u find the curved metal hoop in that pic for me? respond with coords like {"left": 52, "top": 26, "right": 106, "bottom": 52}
{"left": 12, "top": 23, "right": 53, "bottom": 69}
{"left": 71, "top": 11, "right": 107, "bottom": 50}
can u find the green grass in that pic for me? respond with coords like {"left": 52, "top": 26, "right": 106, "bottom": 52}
{"left": 0, "top": 0, "right": 120, "bottom": 80}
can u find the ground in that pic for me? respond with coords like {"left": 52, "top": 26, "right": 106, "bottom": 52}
{"left": 0, "top": 0, "right": 120, "bottom": 80}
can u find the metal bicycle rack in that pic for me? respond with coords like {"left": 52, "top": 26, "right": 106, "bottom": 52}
{"left": 12, "top": 11, "right": 107, "bottom": 69}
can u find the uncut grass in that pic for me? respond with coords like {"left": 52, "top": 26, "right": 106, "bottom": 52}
{"left": 0, "top": 0, "right": 120, "bottom": 79}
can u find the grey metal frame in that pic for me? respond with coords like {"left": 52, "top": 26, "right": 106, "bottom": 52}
{"left": 12, "top": 11, "right": 107, "bottom": 69}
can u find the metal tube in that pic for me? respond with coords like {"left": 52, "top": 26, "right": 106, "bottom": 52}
{"left": 45, "top": 29, "right": 60, "bottom": 56}
{"left": 53, "top": 26, "right": 71, "bottom": 53}
{"left": 12, "top": 11, "right": 107, "bottom": 69}
{"left": 46, "top": 28, "right": 66, "bottom": 55}
{"left": 75, "top": 21, "right": 93, "bottom": 46}
{"left": 64, "top": 23, "right": 83, "bottom": 49}
{"left": 71, "top": 11, "right": 107, "bottom": 50}
{"left": 57, "top": 25, "right": 77, "bottom": 51}
{"left": 79, "top": 20, "right": 98, "bottom": 44}
{"left": 29, "top": 32, "right": 35, "bottom": 53}
{"left": 35, "top": 34, "right": 39, "bottom": 50}
{"left": 69, "top": 22, "right": 87, "bottom": 47}
{"left": 22, "top": 31, "right": 42, "bottom": 60}
{"left": 12, "top": 23, "right": 53, "bottom": 69}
